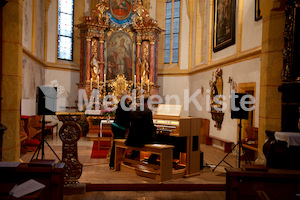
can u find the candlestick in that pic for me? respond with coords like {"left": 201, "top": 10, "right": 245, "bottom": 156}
{"left": 133, "top": 75, "right": 136, "bottom": 89}
{"left": 141, "top": 78, "right": 143, "bottom": 90}
{"left": 90, "top": 78, "right": 92, "bottom": 90}
{"left": 97, "top": 76, "right": 99, "bottom": 90}
{"left": 147, "top": 80, "right": 150, "bottom": 92}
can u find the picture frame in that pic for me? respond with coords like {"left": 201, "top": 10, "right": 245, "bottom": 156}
{"left": 255, "top": 0, "right": 262, "bottom": 21}
{"left": 213, "top": 0, "right": 236, "bottom": 52}
{"left": 106, "top": 31, "right": 134, "bottom": 81}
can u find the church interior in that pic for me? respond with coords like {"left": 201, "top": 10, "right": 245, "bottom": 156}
{"left": 0, "top": 0, "right": 300, "bottom": 199}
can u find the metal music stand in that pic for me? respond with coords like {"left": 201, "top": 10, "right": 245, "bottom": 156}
{"left": 212, "top": 118, "right": 251, "bottom": 171}
{"left": 30, "top": 115, "right": 61, "bottom": 161}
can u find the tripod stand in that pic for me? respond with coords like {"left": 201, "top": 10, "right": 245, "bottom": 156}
{"left": 30, "top": 115, "right": 61, "bottom": 161}
{"left": 212, "top": 118, "right": 251, "bottom": 171}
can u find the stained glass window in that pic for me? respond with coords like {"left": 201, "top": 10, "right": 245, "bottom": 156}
{"left": 164, "top": 0, "right": 180, "bottom": 64}
{"left": 58, "top": 0, "right": 74, "bottom": 60}
{"left": 172, "top": 0, "right": 180, "bottom": 63}
{"left": 164, "top": 0, "right": 172, "bottom": 63}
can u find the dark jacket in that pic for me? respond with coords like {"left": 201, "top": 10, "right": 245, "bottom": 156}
{"left": 113, "top": 101, "right": 131, "bottom": 129}
{"left": 125, "top": 106, "right": 156, "bottom": 147}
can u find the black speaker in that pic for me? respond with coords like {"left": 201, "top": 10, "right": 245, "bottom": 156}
{"left": 231, "top": 93, "right": 249, "bottom": 119}
{"left": 36, "top": 86, "right": 57, "bottom": 115}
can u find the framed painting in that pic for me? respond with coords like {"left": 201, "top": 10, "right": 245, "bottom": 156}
{"left": 106, "top": 31, "right": 134, "bottom": 81}
{"left": 255, "top": 0, "right": 262, "bottom": 21}
{"left": 110, "top": 0, "right": 133, "bottom": 21}
{"left": 213, "top": 0, "right": 236, "bottom": 52}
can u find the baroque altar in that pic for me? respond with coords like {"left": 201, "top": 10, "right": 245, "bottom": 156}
{"left": 76, "top": 0, "right": 163, "bottom": 99}
{"left": 56, "top": 1, "right": 163, "bottom": 192}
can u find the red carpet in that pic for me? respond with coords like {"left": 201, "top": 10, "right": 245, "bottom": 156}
{"left": 90, "top": 141, "right": 110, "bottom": 159}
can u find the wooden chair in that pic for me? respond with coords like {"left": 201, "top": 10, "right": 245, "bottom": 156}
{"left": 245, "top": 126, "right": 258, "bottom": 141}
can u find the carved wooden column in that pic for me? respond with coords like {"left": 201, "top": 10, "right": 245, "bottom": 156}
{"left": 85, "top": 37, "right": 92, "bottom": 82}
{"left": 149, "top": 40, "right": 155, "bottom": 83}
{"left": 57, "top": 113, "right": 85, "bottom": 194}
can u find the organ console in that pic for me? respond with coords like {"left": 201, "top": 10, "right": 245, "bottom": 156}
{"left": 153, "top": 105, "right": 202, "bottom": 177}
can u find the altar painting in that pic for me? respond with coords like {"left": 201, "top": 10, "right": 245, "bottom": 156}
{"left": 106, "top": 32, "right": 133, "bottom": 80}
{"left": 110, "top": 0, "right": 133, "bottom": 21}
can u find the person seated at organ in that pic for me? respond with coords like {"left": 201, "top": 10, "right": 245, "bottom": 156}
{"left": 125, "top": 96, "right": 183, "bottom": 164}
{"left": 125, "top": 95, "right": 156, "bottom": 147}
{"left": 109, "top": 93, "right": 132, "bottom": 169}
{"left": 125, "top": 95, "right": 159, "bottom": 164}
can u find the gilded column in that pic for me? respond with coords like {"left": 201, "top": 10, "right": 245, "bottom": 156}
{"left": 136, "top": 37, "right": 142, "bottom": 82}
{"left": 149, "top": 41, "right": 155, "bottom": 83}
{"left": 99, "top": 40, "right": 104, "bottom": 81}
{"left": 85, "top": 37, "right": 92, "bottom": 81}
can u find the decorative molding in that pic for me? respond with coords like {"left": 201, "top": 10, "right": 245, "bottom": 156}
{"left": 282, "top": 1, "right": 293, "bottom": 81}
{"left": 158, "top": 46, "right": 261, "bottom": 76}
{"left": 23, "top": 47, "right": 80, "bottom": 72}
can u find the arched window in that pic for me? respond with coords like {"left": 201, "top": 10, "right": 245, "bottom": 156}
{"left": 164, "top": 0, "right": 180, "bottom": 64}
{"left": 57, "top": 0, "right": 74, "bottom": 61}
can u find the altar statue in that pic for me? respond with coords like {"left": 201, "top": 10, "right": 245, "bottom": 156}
{"left": 140, "top": 56, "right": 149, "bottom": 84}
{"left": 90, "top": 54, "right": 100, "bottom": 80}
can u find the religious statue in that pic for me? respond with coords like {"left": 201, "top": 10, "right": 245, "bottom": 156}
{"left": 93, "top": 0, "right": 110, "bottom": 25}
{"left": 209, "top": 68, "right": 223, "bottom": 107}
{"left": 140, "top": 56, "right": 149, "bottom": 84}
{"left": 90, "top": 54, "right": 100, "bottom": 80}
{"left": 132, "top": 0, "right": 157, "bottom": 28}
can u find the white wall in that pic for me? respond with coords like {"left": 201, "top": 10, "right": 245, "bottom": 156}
{"left": 22, "top": 0, "right": 33, "bottom": 51}
{"left": 44, "top": 69, "right": 80, "bottom": 109}
{"left": 241, "top": 0, "right": 262, "bottom": 51}
{"left": 44, "top": 69, "right": 80, "bottom": 131}
{"left": 21, "top": 55, "right": 45, "bottom": 115}
{"left": 35, "top": 0, "right": 45, "bottom": 60}
{"left": 47, "top": 0, "right": 57, "bottom": 63}
{"left": 189, "top": 57, "right": 261, "bottom": 143}
{"left": 149, "top": 0, "right": 156, "bottom": 19}
{"left": 180, "top": 0, "right": 189, "bottom": 70}
{"left": 157, "top": 76, "right": 190, "bottom": 117}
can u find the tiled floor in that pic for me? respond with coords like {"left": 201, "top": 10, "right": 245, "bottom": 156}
{"left": 21, "top": 134, "right": 240, "bottom": 185}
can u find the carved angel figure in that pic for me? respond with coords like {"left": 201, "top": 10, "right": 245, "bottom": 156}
{"left": 93, "top": 0, "right": 109, "bottom": 25}
{"left": 132, "top": 0, "right": 157, "bottom": 28}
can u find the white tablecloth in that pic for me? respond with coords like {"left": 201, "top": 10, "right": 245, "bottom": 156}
{"left": 275, "top": 132, "right": 300, "bottom": 147}
{"left": 100, "top": 120, "right": 114, "bottom": 137}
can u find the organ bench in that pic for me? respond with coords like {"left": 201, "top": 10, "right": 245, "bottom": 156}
{"left": 114, "top": 139, "right": 175, "bottom": 182}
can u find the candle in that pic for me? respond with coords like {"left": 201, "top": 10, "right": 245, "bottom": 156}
{"left": 141, "top": 78, "right": 143, "bottom": 90}
{"left": 90, "top": 78, "right": 92, "bottom": 90}
{"left": 147, "top": 79, "right": 150, "bottom": 92}
{"left": 97, "top": 76, "right": 99, "bottom": 90}
{"left": 104, "top": 74, "right": 106, "bottom": 87}
{"left": 133, "top": 75, "right": 136, "bottom": 89}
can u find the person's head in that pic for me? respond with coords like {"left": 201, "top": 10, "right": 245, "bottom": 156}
{"left": 138, "top": 94, "right": 150, "bottom": 108}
